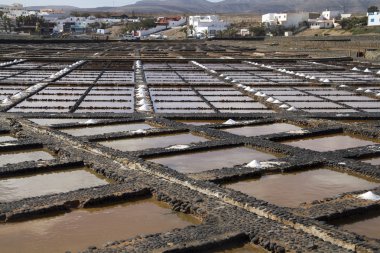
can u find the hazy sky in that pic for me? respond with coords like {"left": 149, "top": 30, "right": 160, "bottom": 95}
{"left": 2, "top": 0, "right": 222, "bottom": 8}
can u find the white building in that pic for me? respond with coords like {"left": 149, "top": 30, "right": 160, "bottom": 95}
{"left": 309, "top": 19, "right": 335, "bottom": 29}
{"left": 188, "top": 15, "right": 229, "bottom": 36}
{"left": 54, "top": 16, "right": 96, "bottom": 33}
{"left": 1, "top": 3, "right": 30, "bottom": 19}
{"left": 321, "top": 10, "right": 342, "bottom": 20}
{"left": 262, "top": 13, "right": 309, "bottom": 28}
{"left": 135, "top": 17, "right": 186, "bottom": 38}
{"left": 96, "top": 28, "right": 110, "bottom": 34}
{"left": 240, "top": 28, "right": 250, "bottom": 36}
{"left": 368, "top": 12, "right": 380, "bottom": 26}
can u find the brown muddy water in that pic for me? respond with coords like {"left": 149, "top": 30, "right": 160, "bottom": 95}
{"left": 223, "top": 123, "right": 302, "bottom": 137}
{"left": 330, "top": 212, "right": 380, "bottom": 240}
{"left": 149, "top": 147, "right": 278, "bottom": 173}
{"left": 100, "top": 133, "right": 209, "bottom": 152}
{"left": 225, "top": 168, "right": 379, "bottom": 208}
{"left": 0, "top": 168, "right": 109, "bottom": 202}
{"left": 362, "top": 157, "right": 380, "bottom": 166}
{"left": 0, "top": 198, "right": 200, "bottom": 253}
{"left": 282, "top": 134, "right": 377, "bottom": 152}
{"left": 0, "top": 150, "right": 55, "bottom": 167}
{"left": 209, "top": 243, "right": 268, "bottom": 253}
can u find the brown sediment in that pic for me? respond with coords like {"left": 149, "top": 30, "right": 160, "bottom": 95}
{"left": 330, "top": 210, "right": 380, "bottom": 240}
{"left": 28, "top": 118, "right": 86, "bottom": 126}
{"left": 0, "top": 198, "right": 200, "bottom": 253}
{"left": 0, "top": 168, "right": 109, "bottom": 202}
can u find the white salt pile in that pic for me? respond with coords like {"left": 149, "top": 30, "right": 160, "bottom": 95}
{"left": 138, "top": 104, "right": 150, "bottom": 112}
{"left": 1, "top": 97, "right": 11, "bottom": 104}
{"left": 137, "top": 99, "right": 147, "bottom": 106}
{"left": 132, "top": 129, "right": 147, "bottom": 134}
{"left": 166, "top": 145, "right": 190, "bottom": 150}
{"left": 245, "top": 160, "right": 262, "bottom": 168}
{"left": 223, "top": 119, "right": 237, "bottom": 125}
{"left": 287, "top": 130, "right": 309, "bottom": 134}
{"left": 357, "top": 191, "right": 380, "bottom": 201}
{"left": 81, "top": 119, "right": 97, "bottom": 124}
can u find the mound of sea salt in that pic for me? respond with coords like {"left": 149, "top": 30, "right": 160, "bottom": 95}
{"left": 357, "top": 191, "right": 380, "bottom": 201}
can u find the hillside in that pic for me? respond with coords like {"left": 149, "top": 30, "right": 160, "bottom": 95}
{"left": 28, "top": 0, "right": 380, "bottom": 14}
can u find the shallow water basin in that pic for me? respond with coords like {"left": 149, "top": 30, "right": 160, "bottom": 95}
{"left": 330, "top": 212, "right": 380, "bottom": 240}
{"left": 100, "top": 133, "right": 209, "bottom": 152}
{"left": 149, "top": 147, "right": 278, "bottom": 173}
{"left": 0, "top": 150, "right": 55, "bottom": 167}
{"left": 362, "top": 157, "right": 380, "bottom": 165}
{"left": 0, "top": 198, "right": 200, "bottom": 253}
{"left": 210, "top": 243, "right": 267, "bottom": 253}
{"left": 0, "top": 168, "right": 109, "bottom": 202}
{"left": 223, "top": 123, "right": 302, "bottom": 137}
{"left": 60, "top": 123, "right": 154, "bottom": 137}
{"left": 226, "top": 168, "right": 379, "bottom": 207}
{"left": 282, "top": 134, "right": 377, "bottom": 152}
{"left": 28, "top": 118, "right": 84, "bottom": 126}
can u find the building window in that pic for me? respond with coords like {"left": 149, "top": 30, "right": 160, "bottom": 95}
{"left": 371, "top": 18, "right": 375, "bottom": 22}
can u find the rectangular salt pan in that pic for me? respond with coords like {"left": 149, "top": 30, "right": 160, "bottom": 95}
{"left": 149, "top": 147, "right": 277, "bottom": 173}
{"left": 0, "top": 199, "right": 200, "bottom": 253}
{"left": 331, "top": 214, "right": 380, "bottom": 240}
{"left": 283, "top": 135, "right": 377, "bottom": 152}
{"left": 226, "top": 168, "right": 379, "bottom": 208}
{"left": 223, "top": 123, "right": 302, "bottom": 137}
{"left": 0, "top": 169, "right": 108, "bottom": 202}
{"left": 0, "top": 150, "right": 55, "bottom": 167}
{"left": 61, "top": 123, "right": 153, "bottom": 137}
{"left": 100, "top": 133, "right": 209, "bottom": 152}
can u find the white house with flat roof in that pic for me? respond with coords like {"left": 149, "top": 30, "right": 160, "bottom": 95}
{"left": 188, "top": 15, "right": 229, "bottom": 36}
{"left": 368, "top": 12, "right": 380, "bottom": 26}
{"left": 262, "top": 13, "right": 309, "bottom": 28}
{"left": 309, "top": 19, "right": 335, "bottom": 29}
{"left": 321, "top": 10, "right": 342, "bottom": 20}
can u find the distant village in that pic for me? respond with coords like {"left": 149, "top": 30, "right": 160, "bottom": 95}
{"left": 0, "top": 3, "right": 379, "bottom": 39}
